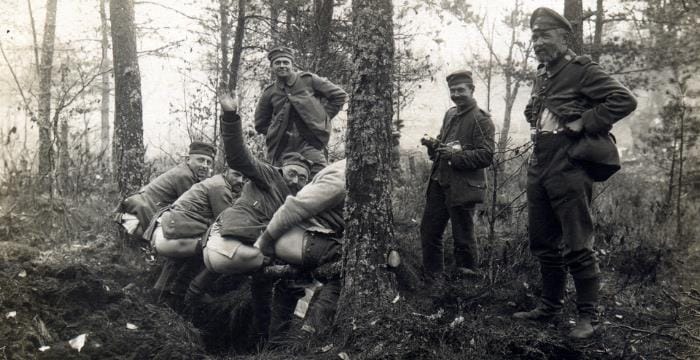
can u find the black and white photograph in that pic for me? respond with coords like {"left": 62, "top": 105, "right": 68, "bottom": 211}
{"left": 0, "top": 0, "right": 698, "bottom": 358}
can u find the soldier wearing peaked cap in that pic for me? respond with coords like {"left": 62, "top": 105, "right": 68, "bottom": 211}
{"left": 254, "top": 46, "right": 347, "bottom": 175}
{"left": 419, "top": 69, "right": 495, "bottom": 283}
{"left": 512, "top": 7, "right": 637, "bottom": 339}
{"left": 115, "top": 141, "right": 216, "bottom": 241}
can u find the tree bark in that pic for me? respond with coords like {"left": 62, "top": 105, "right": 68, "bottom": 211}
{"left": 336, "top": 0, "right": 397, "bottom": 331}
{"left": 592, "top": 0, "right": 604, "bottom": 62}
{"left": 110, "top": 0, "right": 145, "bottom": 196}
{"left": 564, "top": 0, "right": 584, "bottom": 54}
{"left": 37, "top": 0, "right": 58, "bottom": 189}
{"left": 219, "top": 0, "right": 230, "bottom": 90}
{"left": 312, "top": 0, "right": 333, "bottom": 75}
{"left": 229, "top": 0, "right": 246, "bottom": 91}
{"left": 100, "top": 0, "right": 111, "bottom": 163}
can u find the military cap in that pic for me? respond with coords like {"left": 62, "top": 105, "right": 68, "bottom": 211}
{"left": 446, "top": 70, "right": 474, "bottom": 87}
{"left": 189, "top": 141, "right": 216, "bottom": 158}
{"left": 267, "top": 46, "right": 295, "bottom": 62}
{"left": 280, "top": 152, "right": 312, "bottom": 173}
{"left": 530, "top": 7, "right": 573, "bottom": 32}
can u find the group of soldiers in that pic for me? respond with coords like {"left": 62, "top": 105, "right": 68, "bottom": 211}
{"left": 114, "top": 7, "right": 637, "bottom": 344}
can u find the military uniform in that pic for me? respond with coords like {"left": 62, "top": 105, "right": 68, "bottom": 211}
{"left": 518, "top": 7, "right": 637, "bottom": 334}
{"left": 420, "top": 71, "right": 495, "bottom": 277}
{"left": 120, "top": 163, "right": 199, "bottom": 237}
{"left": 255, "top": 48, "right": 347, "bottom": 174}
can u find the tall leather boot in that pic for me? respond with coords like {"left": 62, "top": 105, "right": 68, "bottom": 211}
{"left": 569, "top": 276, "right": 600, "bottom": 339}
{"left": 513, "top": 263, "right": 566, "bottom": 320}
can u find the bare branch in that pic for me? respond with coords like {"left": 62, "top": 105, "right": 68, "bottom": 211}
{"left": 0, "top": 39, "right": 35, "bottom": 119}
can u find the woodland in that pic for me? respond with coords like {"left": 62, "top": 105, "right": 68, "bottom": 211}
{"left": 0, "top": 0, "right": 699, "bottom": 359}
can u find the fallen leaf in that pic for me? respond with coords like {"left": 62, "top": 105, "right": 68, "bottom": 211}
{"left": 338, "top": 352, "right": 351, "bottom": 360}
{"left": 321, "top": 344, "right": 333, "bottom": 352}
{"left": 69, "top": 333, "right": 87, "bottom": 352}
{"left": 615, "top": 314, "right": 623, "bottom": 319}
{"left": 18, "top": 270, "right": 27, "bottom": 278}
{"left": 39, "top": 346, "right": 50, "bottom": 352}
{"left": 6, "top": 311, "right": 16, "bottom": 319}
{"left": 126, "top": 323, "right": 138, "bottom": 330}
{"left": 469, "top": 338, "right": 475, "bottom": 347}
{"left": 391, "top": 294, "right": 400, "bottom": 304}
{"left": 449, "top": 316, "right": 464, "bottom": 328}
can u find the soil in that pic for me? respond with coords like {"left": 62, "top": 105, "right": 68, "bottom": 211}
{"left": 1, "top": 228, "right": 698, "bottom": 359}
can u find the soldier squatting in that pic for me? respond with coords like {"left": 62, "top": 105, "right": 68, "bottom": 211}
{"left": 114, "top": 7, "right": 636, "bottom": 344}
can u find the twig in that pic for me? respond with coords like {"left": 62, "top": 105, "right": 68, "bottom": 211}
{"left": 609, "top": 322, "right": 682, "bottom": 341}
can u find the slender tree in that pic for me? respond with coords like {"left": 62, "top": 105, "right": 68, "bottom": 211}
{"left": 110, "top": 0, "right": 145, "bottom": 196}
{"left": 100, "top": 0, "right": 111, "bottom": 163}
{"left": 564, "top": 0, "right": 584, "bottom": 54}
{"left": 336, "top": 0, "right": 398, "bottom": 329}
{"left": 37, "top": 0, "right": 58, "bottom": 190}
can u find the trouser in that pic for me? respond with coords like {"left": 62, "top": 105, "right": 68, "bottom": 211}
{"left": 420, "top": 180, "right": 478, "bottom": 276}
{"left": 251, "top": 231, "right": 342, "bottom": 340}
{"left": 527, "top": 132, "right": 600, "bottom": 316}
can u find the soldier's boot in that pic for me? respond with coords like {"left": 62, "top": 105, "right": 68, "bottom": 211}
{"left": 153, "top": 258, "right": 182, "bottom": 292}
{"left": 184, "top": 268, "right": 219, "bottom": 321}
{"left": 569, "top": 277, "right": 600, "bottom": 339}
{"left": 513, "top": 265, "right": 566, "bottom": 321}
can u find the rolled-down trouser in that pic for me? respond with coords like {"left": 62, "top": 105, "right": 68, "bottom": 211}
{"left": 527, "top": 132, "right": 600, "bottom": 315}
{"left": 254, "top": 231, "right": 342, "bottom": 341}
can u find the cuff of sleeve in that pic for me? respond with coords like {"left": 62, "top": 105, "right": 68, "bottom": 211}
{"left": 581, "top": 111, "right": 610, "bottom": 134}
{"left": 222, "top": 111, "right": 240, "bottom": 123}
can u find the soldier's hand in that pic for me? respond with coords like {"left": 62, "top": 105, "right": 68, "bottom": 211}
{"left": 564, "top": 118, "right": 583, "bottom": 133}
{"left": 436, "top": 143, "right": 462, "bottom": 157}
{"left": 219, "top": 91, "right": 239, "bottom": 112}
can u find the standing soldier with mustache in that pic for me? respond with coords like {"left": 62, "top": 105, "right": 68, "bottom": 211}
{"left": 419, "top": 70, "right": 495, "bottom": 285}
{"left": 513, "top": 8, "right": 637, "bottom": 339}
{"left": 255, "top": 47, "right": 347, "bottom": 175}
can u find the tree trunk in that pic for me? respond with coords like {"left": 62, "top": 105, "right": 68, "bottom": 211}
{"left": 100, "top": 0, "right": 111, "bottom": 164}
{"left": 336, "top": 0, "right": 397, "bottom": 331}
{"left": 229, "top": 0, "right": 246, "bottom": 91}
{"left": 564, "top": 0, "right": 584, "bottom": 54}
{"left": 110, "top": 0, "right": 145, "bottom": 196}
{"left": 37, "top": 0, "right": 58, "bottom": 189}
{"left": 592, "top": 0, "right": 604, "bottom": 62}
{"left": 269, "top": 0, "right": 280, "bottom": 46}
{"left": 312, "top": 0, "right": 333, "bottom": 75}
{"left": 219, "top": 0, "right": 230, "bottom": 90}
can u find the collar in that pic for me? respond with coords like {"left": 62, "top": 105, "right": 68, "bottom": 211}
{"left": 455, "top": 98, "right": 477, "bottom": 116}
{"left": 276, "top": 71, "right": 299, "bottom": 88}
{"left": 544, "top": 49, "right": 576, "bottom": 78}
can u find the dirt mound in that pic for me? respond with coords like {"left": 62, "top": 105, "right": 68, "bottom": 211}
{"left": 0, "top": 245, "right": 204, "bottom": 359}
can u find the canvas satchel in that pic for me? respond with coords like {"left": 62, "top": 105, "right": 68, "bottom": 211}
{"left": 567, "top": 132, "right": 621, "bottom": 182}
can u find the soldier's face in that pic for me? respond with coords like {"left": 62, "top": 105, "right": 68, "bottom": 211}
{"left": 449, "top": 83, "right": 474, "bottom": 106}
{"left": 188, "top": 154, "right": 214, "bottom": 181}
{"left": 532, "top": 28, "right": 568, "bottom": 64}
{"left": 271, "top": 56, "right": 293, "bottom": 79}
{"left": 224, "top": 169, "right": 245, "bottom": 192}
{"left": 281, "top": 164, "right": 309, "bottom": 194}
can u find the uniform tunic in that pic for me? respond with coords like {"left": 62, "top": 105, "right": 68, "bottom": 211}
{"left": 524, "top": 50, "right": 637, "bottom": 282}
{"left": 420, "top": 98, "right": 495, "bottom": 273}
{"left": 121, "top": 163, "right": 199, "bottom": 234}
{"left": 254, "top": 71, "right": 347, "bottom": 172}
{"left": 160, "top": 174, "right": 243, "bottom": 239}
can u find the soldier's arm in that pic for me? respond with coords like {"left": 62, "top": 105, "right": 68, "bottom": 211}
{"left": 220, "top": 111, "right": 269, "bottom": 188}
{"left": 311, "top": 74, "right": 348, "bottom": 119}
{"left": 209, "top": 182, "right": 234, "bottom": 220}
{"left": 254, "top": 89, "right": 274, "bottom": 135}
{"left": 449, "top": 114, "right": 495, "bottom": 170}
{"left": 579, "top": 61, "right": 638, "bottom": 134}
